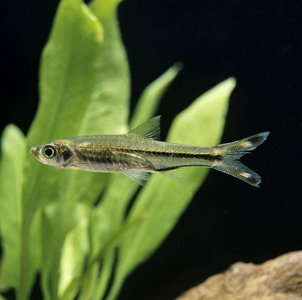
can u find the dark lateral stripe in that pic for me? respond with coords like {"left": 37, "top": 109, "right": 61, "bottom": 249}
{"left": 156, "top": 166, "right": 181, "bottom": 172}
{"left": 75, "top": 147, "right": 223, "bottom": 163}
{"left": 156, "top": 164, "right": 206, "bottom": 172}
{"left": 130, "top": 149, "right": 223, "bottom": 161}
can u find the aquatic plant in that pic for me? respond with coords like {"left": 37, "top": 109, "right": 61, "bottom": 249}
{"left": 0, "top": 0, "right": 235, "bottom": 299}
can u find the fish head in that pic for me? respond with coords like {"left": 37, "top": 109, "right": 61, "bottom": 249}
{"left": 30, "top": 140, "right": 74, "bottom": 168}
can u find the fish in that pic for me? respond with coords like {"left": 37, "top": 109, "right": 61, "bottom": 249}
{"left": 30, "top": 116, "right": 269, "bottom": 187}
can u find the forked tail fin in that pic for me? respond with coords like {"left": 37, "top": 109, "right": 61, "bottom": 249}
{"left": 212, "top": 132, "right": 270, "bottom": 187}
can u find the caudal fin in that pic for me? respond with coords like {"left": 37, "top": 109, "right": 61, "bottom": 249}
{"left": 212, "top": 132, "right": 270, "bottom": 187}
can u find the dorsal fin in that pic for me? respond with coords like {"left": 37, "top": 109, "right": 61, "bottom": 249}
{"left": 127, "top": 116, "right": 161, "bottom": 140}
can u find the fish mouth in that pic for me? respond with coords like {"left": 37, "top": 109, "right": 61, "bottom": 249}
{"left": 30, "top": 146, "right": 39, "bottom": 158}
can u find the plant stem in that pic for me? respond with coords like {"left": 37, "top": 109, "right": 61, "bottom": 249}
{"left": 19, "top": 222, "right": 30, "bottom": 300}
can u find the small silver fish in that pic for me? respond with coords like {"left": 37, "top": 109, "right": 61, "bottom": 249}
{"left": 30, "top": 116, "right": 269, "bottom": 187}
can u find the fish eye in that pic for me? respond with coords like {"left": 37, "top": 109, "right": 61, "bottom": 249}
{"left": 42, "top": 145, "right": 56, "bottom": 159}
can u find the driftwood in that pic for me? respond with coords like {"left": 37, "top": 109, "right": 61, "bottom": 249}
{"left": 176, "top": 251, "right": 302, "bottom": 300}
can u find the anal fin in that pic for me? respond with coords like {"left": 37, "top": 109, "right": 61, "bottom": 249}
{"left": 123, "top": 171, "right": 151, "bottom": 186}
{"left": 160, "top": 168, "right": 186, "bottom": 184}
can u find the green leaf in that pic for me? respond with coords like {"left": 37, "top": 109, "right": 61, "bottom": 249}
{"left": 17, "top": 0, "right": 104, "bottom": 298}
{"left": 88, "top": 0, "right": 130, "bottom": 135}
{"left": 24, "top": 0, "right": 103, "bottom": 227}
{"left": 0, "top": 294, "right": 7, "bottom": 300}
{"left": 58, "top": 204, "right": 90, "bottom": 299}
{"left": 89, "top": 252, "right": 114, "bottom": 300}
{"left": 107, "top": 77, "right": 236, "bottom": 300}
{"left": 0, "top": 125, "right": 25, "bottom": 291}
{"left": 85, "top": 63, "right": 183, "bottom": 298}
{"left": 66, "top": 0, "right": 131, "bottom": 210}
{"left": 88, "top": 62, "right": 183, "bottom": 245}
{"left": 33, "top": 0, "right": 131, "bottom": 298}
{"left": 88, "top": 208, "right": 146, "bottom": 300}
{"left": 130, "top": 63, "right": 183, "bottom": 128}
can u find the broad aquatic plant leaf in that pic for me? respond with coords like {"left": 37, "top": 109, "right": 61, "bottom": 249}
{"left": 23, "top": 0, "right": 103, "bottom": 227}
{"left": 86, "top": 63, "right": 182, "bottom": 299}
{"left": 130, "top": 63, "right": 183, "bottom": 128}
{"left": 35, "top": 0, "right": 131, "bottom": 298}
{"left": 58, "top": 0, "right": 131, "bottom": 297}
{"left": 88, "top": 0, "right": 130, "bottom": 135}
{"left": 107, "top": 78, "right": 236, "bottom": 300}
{"left": 88, "top": 62, "right": 183, "bottom": 250}
{"left": 0, "top": 125, "right": 25, "bottom": 291}
{"left": 18, "top": 0, "right": 104, "bottom": 298}
{"left": 89, "top": 62, "right": 183, "bottom": 253}
{"left": 64, "top": 0, "right": 131, "bottom": 208}
{"left": 58, "top": 204, "right": 90, "bottom": 299}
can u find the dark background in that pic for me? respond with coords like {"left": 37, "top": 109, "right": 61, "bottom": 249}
{"left": 1, "top": 0, "right": 302, "bottom": 299}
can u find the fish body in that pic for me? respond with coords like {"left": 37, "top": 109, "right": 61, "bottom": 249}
{"left": 30, "top": 116, "right": 269, "bottom": 187}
